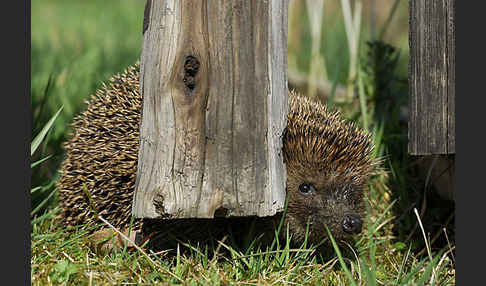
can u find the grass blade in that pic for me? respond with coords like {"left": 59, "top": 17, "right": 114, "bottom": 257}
{"left": 31, "top": 154, "right": 53, "bottom": 169}
{"left": 31, "top": 188, "right": 57, "bottom": 216}
{"left": 359, "top": 259, "right": 377, "bottom": 286}
{"left": 357, "top": 69, "right": 368, "bottom": 132}
{"left": 327, "top": 227, "right": 357, "bottom": 286}
{"left": 31, "top": 186, "right": 43, "bottom": 194}
{"left": 31, "top": 106, "right": 63, "bottom": 156}
{"left": 31, "top": 208, "right": 59, "bottom": 226}
{"left": 395, "top": 244, "right": 412, "bottom": 284}
{"left": 328, "top": 60, "right": 342, "bottom": 109}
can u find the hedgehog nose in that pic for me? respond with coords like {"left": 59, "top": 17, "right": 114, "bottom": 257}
{"left": 342, "top": 214, "right": 362, "bottom": 234}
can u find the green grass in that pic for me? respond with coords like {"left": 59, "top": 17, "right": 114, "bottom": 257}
{"left": 31, "top": 1, "right": 455, "bottom": 284}
{"left": 31, "top": 0, "right": 144, "bottom": 188}
{"left": 31, "top": 208, "right": 455, "bottom": 285}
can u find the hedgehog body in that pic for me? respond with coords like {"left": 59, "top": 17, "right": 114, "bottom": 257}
{"left": 57, "top": 63, "right": 376, "bottom": 247}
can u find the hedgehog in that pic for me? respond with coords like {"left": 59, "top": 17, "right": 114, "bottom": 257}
{"left": 57, "top": 63, "right": 377, "bottom": 250}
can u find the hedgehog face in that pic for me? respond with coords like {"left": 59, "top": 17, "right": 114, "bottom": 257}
{"left": 282, "top": 165, "right": 366, "bottom": 244}
{"left": 281, "top": 93, "right": 375, "bottom": 245}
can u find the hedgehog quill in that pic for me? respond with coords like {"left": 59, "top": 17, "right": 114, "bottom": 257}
{"left": 57, "top": 63, "right": 379, "bottom": 250}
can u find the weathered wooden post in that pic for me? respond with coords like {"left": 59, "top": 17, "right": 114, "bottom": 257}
{"left": 409, "top": 0, "right": 455, "bottom": 199}
{"left": 133, "top": 1, "right": 289, "bottom": 219}
{"left": 409, "top": 0, "right": 455, "bottom": 155}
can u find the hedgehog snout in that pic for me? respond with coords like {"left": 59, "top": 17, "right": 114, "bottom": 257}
{"left": 341, "top": 214, "right": 362, "bottom": 234}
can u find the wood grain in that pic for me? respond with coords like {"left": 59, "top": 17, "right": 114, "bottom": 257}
{"left": 409, "top": 0, "right": 455, "bottom": 155}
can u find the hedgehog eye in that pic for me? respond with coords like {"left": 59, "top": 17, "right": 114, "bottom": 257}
{"left": 298, "top": 183, "right": 316, "bottom": 195}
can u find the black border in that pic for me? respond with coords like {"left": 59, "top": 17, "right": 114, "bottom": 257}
{"left": 456, "top": 0, "right": 481, "bottom": 284}
{"left": 4, "top": 0, "right": 31, "bottom": 283}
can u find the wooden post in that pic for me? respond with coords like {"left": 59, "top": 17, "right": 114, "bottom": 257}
{"left": 409, "top": 0, "right": 455, "bottom": 155}
{"left": 132, "top": 1, "right": 289, "bottom": 219}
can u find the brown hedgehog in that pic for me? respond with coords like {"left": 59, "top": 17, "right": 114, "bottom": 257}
{"left": 57, "top": 63, "right": 377, "bottom": 249}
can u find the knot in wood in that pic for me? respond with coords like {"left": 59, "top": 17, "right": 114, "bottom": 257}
{"left": 183, "top": 56, "right": 200, "bottom": 90}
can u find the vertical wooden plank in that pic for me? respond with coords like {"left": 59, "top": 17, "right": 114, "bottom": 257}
{"left": 446, "top": 0, "right": 455, "bottom": 153}
{"left": 133, "top": 0, "right": 288, "bottom": 219}
{"left": 408, "top": 0, "right": 454, "bottom": 155}
{"left": 267, "top": 0, "right": 288, "bottom": 216}
{"left": 408, "top": 0, "right": 417, "bottom": 154}
{"left": 430, "top": 0, "right": 448, "bottom": 154}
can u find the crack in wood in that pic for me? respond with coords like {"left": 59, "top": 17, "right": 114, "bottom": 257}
{"left": 142, "top": 0, "right": 151, "bottom": 35}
